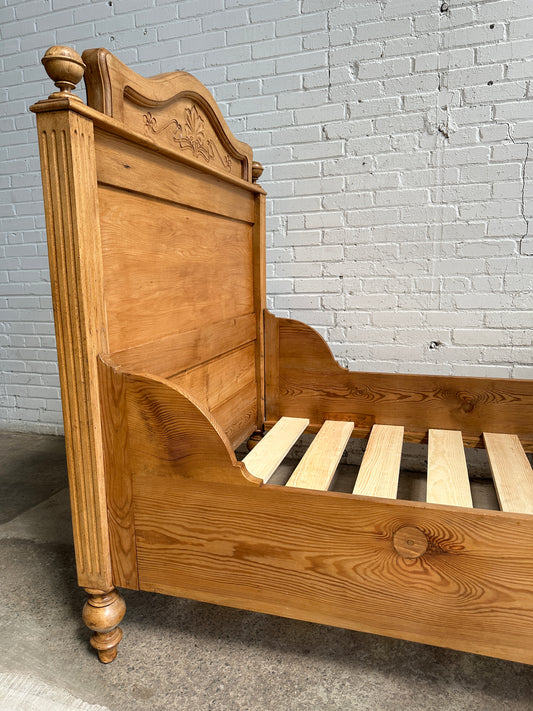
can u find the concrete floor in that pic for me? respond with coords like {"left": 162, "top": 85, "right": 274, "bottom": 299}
{"left": 1, "top": 431, "right": 532, "bottom": 711}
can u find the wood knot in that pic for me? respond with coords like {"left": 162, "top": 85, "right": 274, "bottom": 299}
{"left": 42, "top": 46, "right": 86, "bottom": 101}
{"left": 393, "top": 525, "right": 428, "bottom": 559}
{"left": 252, "top": 161, "right": 264, "bottom": 183}
{"left": 461, "top": 398, "right": 475, "bottom": 413}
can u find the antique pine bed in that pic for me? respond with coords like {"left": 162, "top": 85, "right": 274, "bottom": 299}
{"left": 31, "top": 46, "right": 533, "bottom": 665}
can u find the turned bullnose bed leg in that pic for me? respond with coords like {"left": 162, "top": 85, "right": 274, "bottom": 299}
{"left": 82, "top": 587, "right": 126, "bottom": 663}
{"left": 247, "top": 430, "right": 264, "bottom": 451}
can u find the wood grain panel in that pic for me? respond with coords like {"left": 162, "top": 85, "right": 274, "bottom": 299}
{"left": 353, "top": 425, "right": 404, "bottom": 499}
{"left": 170, "top": 343, "right": 256, "bottom": 412}
{"left": 109, "top": 313, "right": 256, "bottom": 378}
{"left": 98, "top": 357, "right": 138, "bottom": 589}
{"left": 484, "top": 433, "right": 533, "bottom": 514}
{"left": 168, "top": 344, "right": 258, "bottom": 448}
{"left": 134, "top": 476, "right": 533, "bottom": 665}
{"left": 242, "top": 416, "right": 309, "bottom": 483}
{"left": 427, "top": 429, "right": 473, "bottom": 508}
{"left": 211, "top": 379, "right": 259, "bottom": 450}
{"left": 95, "top": 129, "right": 254, "bottom": 223}
{"left": 286, "top": 420, "right": 354, "bottom": 491}
{"left": 98, "top": 186, "right": 254, "bottom": 353}
{"left": 275, "top": 317, "right": 533, "bottom": 449}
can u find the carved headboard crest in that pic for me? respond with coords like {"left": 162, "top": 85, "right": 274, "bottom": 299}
{"left": 82, "top": 48, "right": 252, "bottom": 180}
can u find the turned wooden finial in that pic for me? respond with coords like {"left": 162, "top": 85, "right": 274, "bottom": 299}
{"left": 42, "top": 46, "right": 86, "bottom": 101}
{"left": 82, "top": 588, "right": 126, "bottom": 663}
{"left": 252, "top": 160, "right": 264, "bottom": 183}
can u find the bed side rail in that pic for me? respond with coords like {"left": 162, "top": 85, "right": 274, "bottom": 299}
{"left": 265, "top": 313, "right": 533, "bottom": 451}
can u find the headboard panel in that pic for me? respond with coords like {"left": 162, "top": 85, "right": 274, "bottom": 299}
{"left": 94, "top": 136, "right": 259, "bottom": 445}
{"left": 83, "top": 48, "right": 252, "bottom": 180}
{"left": 76, "top": 51, "right": 265, "bottom": 448}
{"left": 31, "top": 47, "right": 265, "bottom": 448}
{"left": 96, "top": 172, "right": 255, "bottom": 355}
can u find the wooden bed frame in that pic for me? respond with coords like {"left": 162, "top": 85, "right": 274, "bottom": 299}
{"left": 32, "top": 46, "right": 533, "bottom": 665}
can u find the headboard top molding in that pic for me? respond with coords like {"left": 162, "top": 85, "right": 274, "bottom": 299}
{"left": 82, "top": 47, "right": 253, "bottom": 181}
{"left": 30, "top": 93, "right": 262, "bottom": 196}
{"left": 31, "top": 75, "right": 262, "bottom": 196}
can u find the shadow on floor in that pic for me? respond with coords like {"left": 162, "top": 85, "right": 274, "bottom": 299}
{"left": 0, "top": 431, "right": 68, "bottom": 524}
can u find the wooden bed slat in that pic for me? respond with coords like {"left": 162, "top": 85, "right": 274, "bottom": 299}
{"left": 484, "top": 433, "right": 533, "bottom": 514}
{"left": 285, "top": 420, "right": 354, "bottom": 491}
{"left": 353, "top": 424, "right": 404, "bottom": 498}
{"left": 427, "top": 429, "right": 473, "bottom": 507}
{"left": 242, "top": 416, "right": 309, "bottom": 482}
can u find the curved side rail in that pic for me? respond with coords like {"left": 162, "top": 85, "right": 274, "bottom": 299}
{"left": 265, "top": 313, "right": 533, "bottom": 450}
{"left": 99, "top": 355, "right": 260, "bottom": 487}
{"left": 98, "top": 355, "right": 260, "bottom": 590}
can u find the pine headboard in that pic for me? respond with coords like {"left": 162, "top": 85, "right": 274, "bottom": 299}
{"left": 35, "top": 47, "right": 267, "bottom": 449}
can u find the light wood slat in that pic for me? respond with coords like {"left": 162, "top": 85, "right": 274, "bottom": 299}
{"left": 484, "top": 432, "right": 533, "bottom": 514}
{"left": 427, "top": 429, "right": 473, "bottom": 508}
{"left": 353, "top": 425, "right": 404, "bottom": 498}
{"left": 286, "top": 420, "right": 354, "bottom": 491}
{"left": 242, "top": 417, "right": 309, "bottom": 483}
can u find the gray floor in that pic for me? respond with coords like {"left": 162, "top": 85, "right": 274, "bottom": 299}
{"left": 1, "top": 431, "right": 532, "bottom": 711}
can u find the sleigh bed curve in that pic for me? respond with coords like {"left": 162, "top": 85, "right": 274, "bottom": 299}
{"left": 31, "top": 46, "right": 533, "bottom": 665}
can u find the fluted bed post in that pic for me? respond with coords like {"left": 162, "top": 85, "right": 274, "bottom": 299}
{"left": 32, "top": 46, "right": 125, "bottom": 662}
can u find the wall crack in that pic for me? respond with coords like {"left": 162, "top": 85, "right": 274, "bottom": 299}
{"left": 503, "top": 122, "right": 531, "bottom": 255}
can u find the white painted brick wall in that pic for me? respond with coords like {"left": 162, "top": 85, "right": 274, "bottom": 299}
{"left": 1, "top": 0, "right": 533, "bottom": 435}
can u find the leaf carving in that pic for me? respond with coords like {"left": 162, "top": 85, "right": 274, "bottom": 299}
{"left": 143, "top": 107, "right": 232, "bottom": 172}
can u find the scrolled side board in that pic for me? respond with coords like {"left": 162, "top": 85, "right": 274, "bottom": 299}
{"left": 132, "top": 457, "right": 533, "bottom": 666}
{"left": 98, "top": 356, "right": 261, "bottom": 590}
{"left": 99, "top": 368, "right": 533, "bottom": 667}
{"left": 99, "top": 357, "right": 260, "bottom": 487}
{"left": 265, "top": 312, "right": 533, "bottom": 450}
